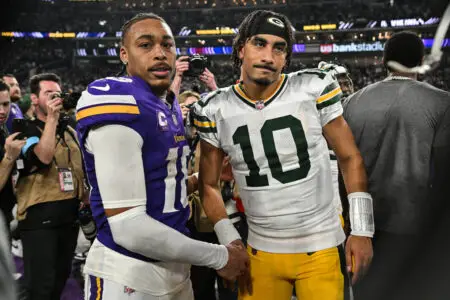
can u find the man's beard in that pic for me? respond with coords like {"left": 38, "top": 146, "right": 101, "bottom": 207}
{"left": 37, "top": 104, "right": 48, "bottom": 116}
{"left": 253, "top": 78, "right": 273, "bottom": 86}
{"left": 10, "top": 94, "right": 21, "bottom": 103}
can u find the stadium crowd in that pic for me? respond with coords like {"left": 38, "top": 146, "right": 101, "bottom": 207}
{"left": 4, "top": 0, "right": 442, "bottom": 34}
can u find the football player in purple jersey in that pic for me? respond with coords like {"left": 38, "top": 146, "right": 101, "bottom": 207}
{"left": 76, "top": 13, "right": 249, "bottom": 300}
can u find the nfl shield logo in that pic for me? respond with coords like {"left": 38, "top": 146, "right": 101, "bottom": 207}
{"left": 124, "top": 286, "right": 135, "bottom": 295}
{"left": 255, "top": 101, "right": 265, "bottom": 110}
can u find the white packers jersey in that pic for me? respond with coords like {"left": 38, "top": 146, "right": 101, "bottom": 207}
{"left": 194, "top": 69, "right": 346, "bottom": 253}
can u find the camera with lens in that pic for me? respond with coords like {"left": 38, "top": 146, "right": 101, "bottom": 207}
{"left": 221, "top": 181, "right": 234, "bottom": 203}
{"left": 78, "top": 204, "right": 97, "bottom": 243}
{"left": 221, "top": 181, "right": 244, "bottom": 226}
{"left": 184, "top": 103, "right": 199, "bottom": 146}
{"left": 50, "top": 92, "right": 82, "bottom": 135}
{"left": 50, "top": 91, "right": 81, "bottom": 111}
{"left": 184, "top": 54, "right": 208, "bottom": 77}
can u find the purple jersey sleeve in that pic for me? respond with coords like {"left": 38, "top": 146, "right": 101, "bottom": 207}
{"left": 76, "top": 77, "right": 140, "bottom": 133}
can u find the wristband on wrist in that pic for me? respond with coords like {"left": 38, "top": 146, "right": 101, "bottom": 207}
{"left": 348, "top": 192, "right": 375, "bottom": 238}
{"left": 214, "top": 218, "right": 241, "bottom": 245}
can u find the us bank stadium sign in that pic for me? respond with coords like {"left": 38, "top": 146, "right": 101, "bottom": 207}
{"left": 320, "top": 42, "right": 385, "bottom": 54}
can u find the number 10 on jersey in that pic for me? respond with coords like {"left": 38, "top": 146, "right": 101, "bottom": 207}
{"left": 232, "top": 115, "right": 311, "bottom": 187}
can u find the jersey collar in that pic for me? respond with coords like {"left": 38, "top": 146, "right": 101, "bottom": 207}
{"left": 232, "top": 74, "right": 288, "bottom": 110}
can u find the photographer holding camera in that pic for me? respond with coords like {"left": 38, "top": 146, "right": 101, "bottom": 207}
{"left": 15, "top": 73, "right": 88, "bottom": 300}
{"left": 171, "top": 55, "right": 218, "bottom": 97}
{"left": 0, "top": 80, "right": 26, "bottom": 228}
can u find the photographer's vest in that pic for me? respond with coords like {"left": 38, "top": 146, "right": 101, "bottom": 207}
{"left": 15, "top": 125, "right": 85, "bottom": 221}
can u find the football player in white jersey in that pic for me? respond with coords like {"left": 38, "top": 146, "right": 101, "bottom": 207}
{"left": 193, "top": 10, "right": 374, "bottom": 300}
{"left": 318, "top": 61, "right": 355, "bottom": 231}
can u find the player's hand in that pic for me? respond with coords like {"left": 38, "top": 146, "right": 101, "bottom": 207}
{"left": 217, "top": 239, "right": 249, "bottom": 282}
{"left": 4, "top": 133, "right": 26, "bottom": 161}
{"left": 179, "top": 103, "right": 190, "bottom": 120}
{"left": 46, "top": 96, "right": 63, "bottom": 122}
{"left": 221, "top": 240, "right": 253, "bottom": 295}
{"left": 236, "top": 244, "right": 253, "bottom": 296}
{"left": 199, "top": 68, "right": 218, "bottom": 91}
{"left": 175, "top": 56, "right": 190, "bottom": 78}
{"left": 345, "top": 235, "right": 373, "bottom": 285}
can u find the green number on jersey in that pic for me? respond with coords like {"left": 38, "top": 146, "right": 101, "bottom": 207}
{"left": 233, "top": 115, "right": 311, "bottom": 187}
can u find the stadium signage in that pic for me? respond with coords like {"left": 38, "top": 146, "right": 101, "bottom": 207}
{"left": 384, "top": 17, "right": 440, "bottom": 27}
{"left": 303, "top": 24, "right": 337, "bottom": 31}
{"left": 48, "top": 32, "right": 76, "bottom": 38}
{"left": 367, "top": 17, "right": 440, "bottom": 28}
{"left": 196, "top": 27, "right": 238, "bottom": 35}
{"left": 320, "top": 41, "right": 385, "bottom": 54}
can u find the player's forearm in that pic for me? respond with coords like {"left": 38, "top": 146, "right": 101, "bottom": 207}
{"left": 0, "top": 156, "right": 15, "bottom": 191}
{"left": 33, "top": 119, "right": 58, "bottom": 164}
{"left": 199, "top": 182, "right": 229, "bottom": 224}
{"left": 338, "top": 152, "right": 368, "bottom": 194}
{"left": 109, "top": 206, "right": 228, "bottom": 269}
{"left": 339, "top": 153, "right": 375, "bottom": 237}
{"left": 200, "top": 182, "right": 241, "bottom": 245}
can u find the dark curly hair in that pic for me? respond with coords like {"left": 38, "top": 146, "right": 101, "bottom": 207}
{"left": 231, "top": 10, "right": 295, "bottom": 71}
{"left": 120, "top": 12, "right": 166, "bottom": 46}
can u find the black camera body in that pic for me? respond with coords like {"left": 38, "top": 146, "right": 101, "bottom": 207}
{"left": 51, "top": 91, "right": 81, "bottom": 111}
{"left": 12, "top": 118, "right": 33, "bottom": 140}
{"left": 221, "top": 181, "right": 234, "bottom": 202}
{"left": 184, "top": 54, "right": 208, "bottom": 77}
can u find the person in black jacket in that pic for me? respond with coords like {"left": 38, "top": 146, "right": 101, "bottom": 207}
{"left": 0, "top": 80, "right": 26, "bottom": 229}
{"left": 344, "top": 31, "right": 450, "bottom": 300}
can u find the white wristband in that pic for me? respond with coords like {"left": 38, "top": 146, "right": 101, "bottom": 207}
{"left": 214, "top": 218, "right": 241, "bottom": 245}
{"left": 348, "top": 192, "right": 375, "bottom": 238}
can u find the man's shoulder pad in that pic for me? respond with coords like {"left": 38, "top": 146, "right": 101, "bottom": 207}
{"left": 289, "top": 68, "right": 336, "bottom": 92}
{"left": 86, "top": 76, "right": 134, "bottom": 96}
{"left": 76, "top": 77, "right": 140, "bottom": 129}
{"left": 290, "top": 68, "right": 333, "bottom": 81}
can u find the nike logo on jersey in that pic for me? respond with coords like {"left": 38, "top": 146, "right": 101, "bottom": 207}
{"left": 90, "top": 84, "right": 110, "bottom": 91}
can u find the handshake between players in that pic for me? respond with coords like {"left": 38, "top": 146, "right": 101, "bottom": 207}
{"left": 218, "top": 240, "right": 252, "bottom": 293}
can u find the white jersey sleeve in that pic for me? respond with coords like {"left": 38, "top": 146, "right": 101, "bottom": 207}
{"left": 313, "top": 71, "right": 344, "bottom": 127}
{"left": 86, "top": 125, "right": 147, "bottom": 208}
{"left": 83, "top": 125, "right": 228, "bottom": 296}
{"left": 192, "top": 90, "right": 222, "bottom": 148}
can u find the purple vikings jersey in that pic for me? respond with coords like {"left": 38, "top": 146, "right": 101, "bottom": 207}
{"left": 6, "top": 102, "right": 24, "bottom": 133}
{"left": 76, "top": 76, "right": 190, "bottom": 262}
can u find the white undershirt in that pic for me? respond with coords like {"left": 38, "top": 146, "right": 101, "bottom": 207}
{"left": 83, "top": 124, "right": 227, "bottom": 295}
